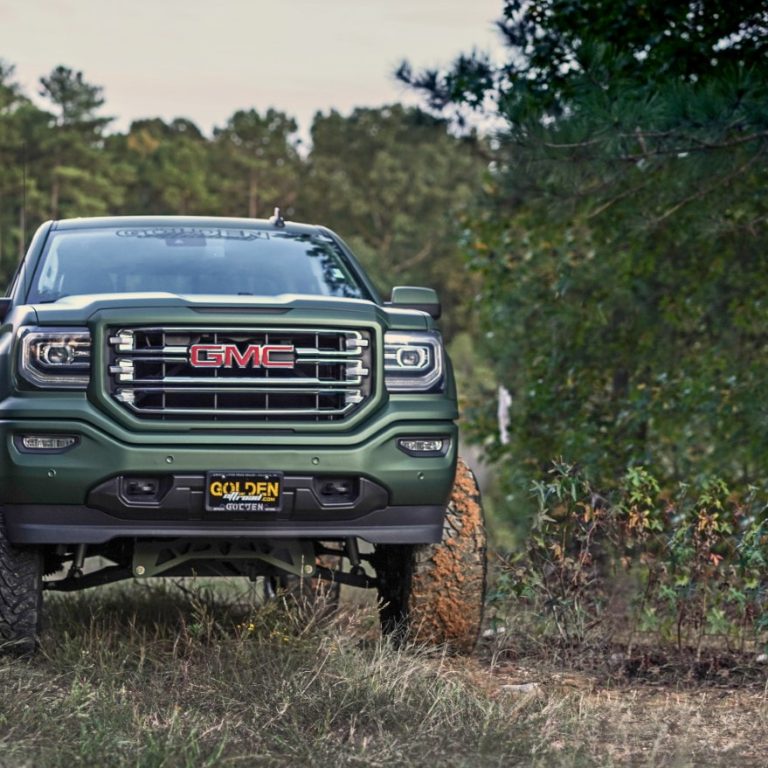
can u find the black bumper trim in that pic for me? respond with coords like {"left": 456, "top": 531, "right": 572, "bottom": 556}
{"left": 87, "top": 473, "right": 390, "bottom": 521}
{"left": 2, "top": 504, "right": 445, "bottom": 545}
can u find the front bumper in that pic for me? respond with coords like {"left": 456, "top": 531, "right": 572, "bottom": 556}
{"left": 3, "top": 503, "right": 445, "bottom": 545}
{"left": 0, "top": 416, "right": 457, "bottom": 546}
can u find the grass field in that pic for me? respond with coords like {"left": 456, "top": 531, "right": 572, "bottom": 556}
{"left": 1, "top": 580, "right": 767, "bottom": 767}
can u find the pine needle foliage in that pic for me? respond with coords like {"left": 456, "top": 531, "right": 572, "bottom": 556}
{"left": 401, "top": 1, "right": 768, "bottom": 498}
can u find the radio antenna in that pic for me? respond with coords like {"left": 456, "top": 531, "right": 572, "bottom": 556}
{"left": 21, "top": 140, "right": 29, "bottom": 299}
{"left": 269, "top": 206, "right": 285, "bottom": 228}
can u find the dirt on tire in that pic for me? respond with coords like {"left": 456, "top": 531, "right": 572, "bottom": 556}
{"left": 407, "top": 458, "right": 487, "bottom": 653}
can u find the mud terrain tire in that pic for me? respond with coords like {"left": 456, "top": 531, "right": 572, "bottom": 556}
{"left": 0, "top": 511, "right": 43, "bottom": 654}
{"left": 376, "top": 458, "right": 487, "bottom": 654}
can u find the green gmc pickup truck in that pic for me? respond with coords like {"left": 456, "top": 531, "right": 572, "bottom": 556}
{"left": 0, "top": 214, "right": 486, "bottom": 653}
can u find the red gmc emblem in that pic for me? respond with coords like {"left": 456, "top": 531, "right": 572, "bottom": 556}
{"left": 189, "top": 343, "right": 295, "bottom": 369}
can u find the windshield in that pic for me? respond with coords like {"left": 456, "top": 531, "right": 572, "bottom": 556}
{"left": 28, "top": 226, "right": 367, "bottom": 302}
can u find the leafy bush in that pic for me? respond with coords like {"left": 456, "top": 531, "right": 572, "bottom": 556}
{"left": 490, "top": 460, "right": 768, "bottom": 657}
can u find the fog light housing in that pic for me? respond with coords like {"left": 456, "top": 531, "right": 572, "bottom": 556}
{"left": 315, "top": 477, "right": 357, "bottom": 503}
{"left": 124, "top": 477, "right": 161, "bottom": 501}
{"left": 397, "top": 437, "right": 449, "bottom": 457}
{"left": 16, "top": 434, "right": 79, "bottom": 453}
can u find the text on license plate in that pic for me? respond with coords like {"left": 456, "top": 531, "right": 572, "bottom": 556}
{"left": 206, "top": 471, "right": 283, "bottom": 512}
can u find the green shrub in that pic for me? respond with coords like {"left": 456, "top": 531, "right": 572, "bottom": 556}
{"left": 491, "top": 460, "right": 768, "bottom": 656}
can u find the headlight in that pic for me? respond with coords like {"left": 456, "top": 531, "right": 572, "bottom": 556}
{"left": 19, "top": 329, "right": 91, "bottom": 389}
{"left": 384, "top": 331, "right": 444, "bottom": 392}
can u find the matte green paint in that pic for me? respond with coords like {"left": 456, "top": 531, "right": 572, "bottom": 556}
{"left": 390, "top": 286, "right": 439, "bottom": 306}
{"left": 0, "top": 217, "right": 459, "bottom": 526}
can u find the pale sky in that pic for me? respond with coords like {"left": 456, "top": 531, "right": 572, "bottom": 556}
{"left": 0, "top": 0, "right": 506, "bottom": 138}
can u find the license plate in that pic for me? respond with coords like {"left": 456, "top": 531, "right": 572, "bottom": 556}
{"left": 205, "top": 471, "right": 283, "bottom": 513}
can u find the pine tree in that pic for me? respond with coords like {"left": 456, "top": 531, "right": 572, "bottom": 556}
{"left": 400, "top": 1, "right": 768, "bottom": 490}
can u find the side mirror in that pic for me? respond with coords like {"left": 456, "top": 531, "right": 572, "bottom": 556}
{"left": 0, "top": 298, "right": 11, "bottom": 322}
{"left": 389, "top": 286, "right": 441, "bottom": 319}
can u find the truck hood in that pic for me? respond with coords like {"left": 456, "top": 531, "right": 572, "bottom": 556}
{"left": 26, "top": 292, "right": 431, "bottom": 331}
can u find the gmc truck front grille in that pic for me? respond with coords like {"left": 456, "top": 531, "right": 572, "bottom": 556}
{"left": 105, "top": 327, "right": 373, "bottom": 421}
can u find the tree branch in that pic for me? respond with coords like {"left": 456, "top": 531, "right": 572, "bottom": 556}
{"left": 652, "top": 150, "right": 763, "bottom": 226}
{"left": 393, "top": 241, "right": 434, "bottom": 274}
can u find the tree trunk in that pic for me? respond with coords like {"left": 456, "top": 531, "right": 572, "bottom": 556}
{"left": 50, "top": 172, "right": 60, "bottom": 220}
{"left": 18, "top": 185, "right": 25, "bottom": 259}
{"left": 248, "top": 170, "right": 258, "bottom": 219}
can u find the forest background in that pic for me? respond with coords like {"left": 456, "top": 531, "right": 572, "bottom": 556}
{"left": 1, "top": 0, "right": 767, "bottom": 541}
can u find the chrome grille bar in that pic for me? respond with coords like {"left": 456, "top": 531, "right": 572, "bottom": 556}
{"left": 110, "top": 376, "right": 365, "bottom": 387}
{"left": 115, "top": 404, "right": 359, "bottom": 417}
{"left": 117, "top": 385, "right": 363, "bottom": 394}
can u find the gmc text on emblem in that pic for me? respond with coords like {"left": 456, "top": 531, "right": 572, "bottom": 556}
{"left": 188, "top": 343, "right": 296, "bottom": 368}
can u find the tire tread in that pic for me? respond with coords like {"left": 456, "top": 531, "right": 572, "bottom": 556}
{"left": 0, "top": 511, "right": 42, "bottom": 654}
{"left": 376, "top": 458, "right": 487, "bottom": 654}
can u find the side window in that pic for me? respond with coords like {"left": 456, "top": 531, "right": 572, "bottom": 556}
{"left": 36, "top": 245, "right": 61, "bottom": 296}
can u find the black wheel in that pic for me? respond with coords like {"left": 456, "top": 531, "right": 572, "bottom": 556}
{"left": 0, "top": 511, "right": 43, "bottom": 654}
{"left": 375, "top": 458, "right": 487, "bottom": 654}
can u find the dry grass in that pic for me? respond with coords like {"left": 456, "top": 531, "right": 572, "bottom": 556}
{"left": 477, "top": 659, "right": 768, "bottom": 766}
{"left": 0, "top": 580, "right": 767, "bottom": 766}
